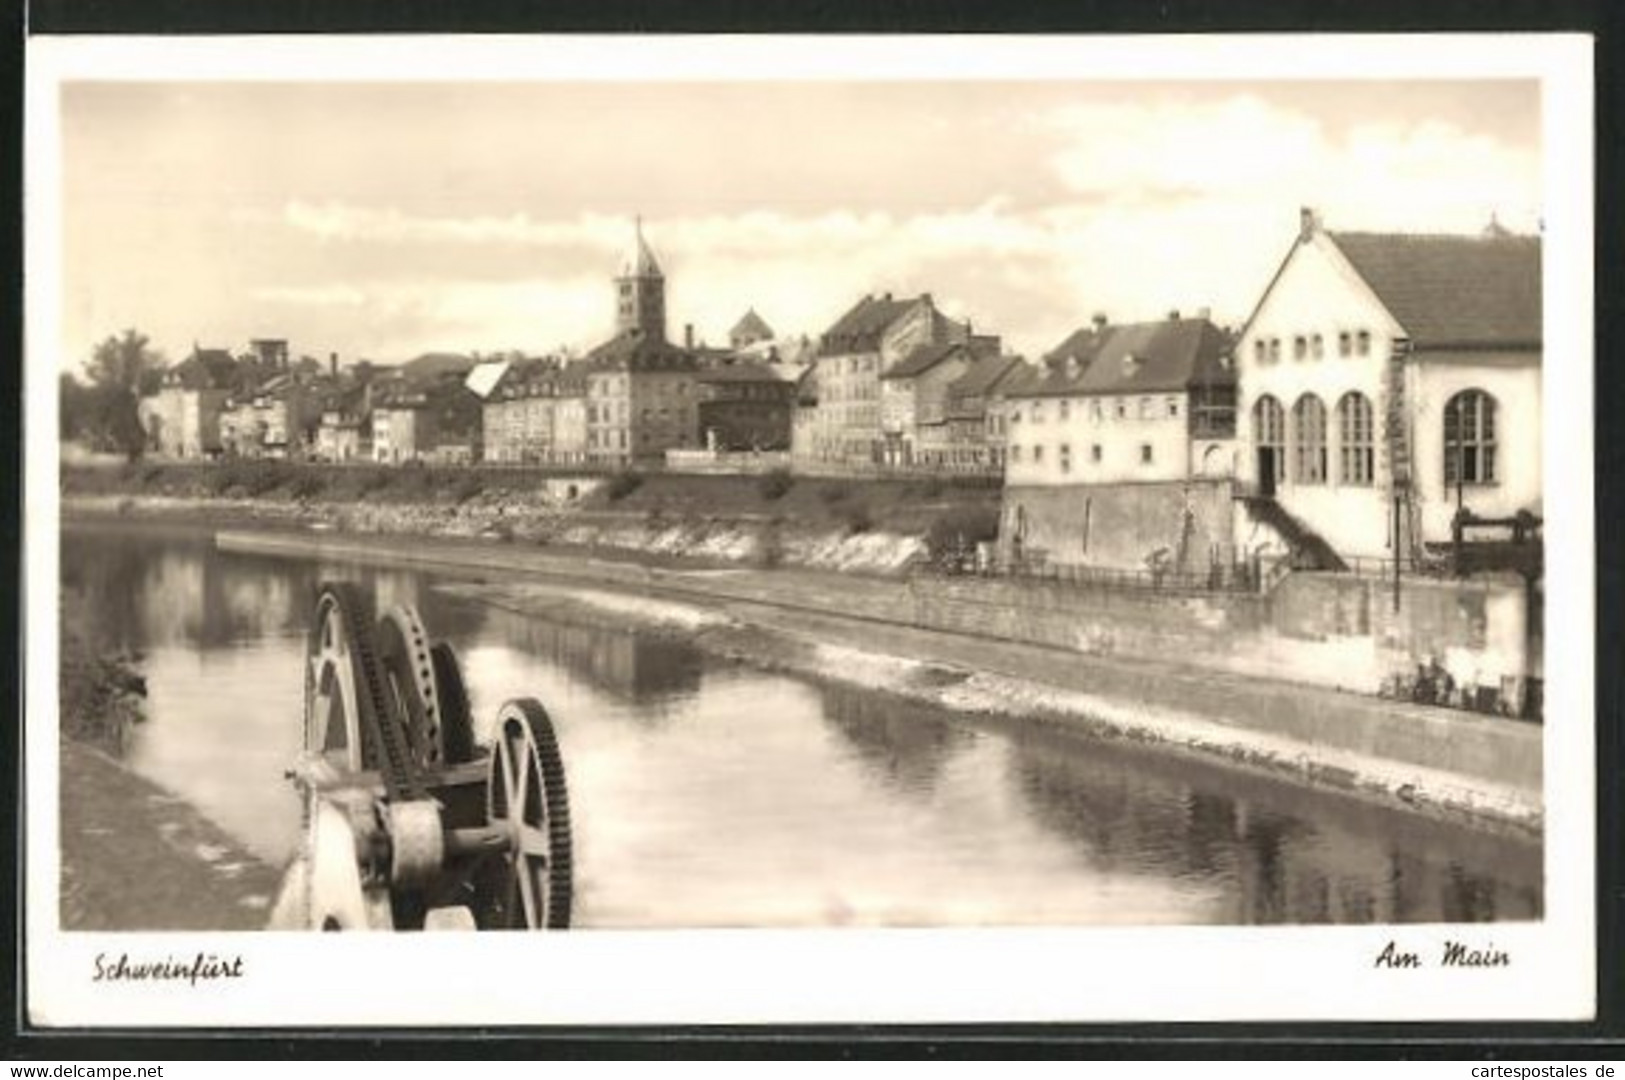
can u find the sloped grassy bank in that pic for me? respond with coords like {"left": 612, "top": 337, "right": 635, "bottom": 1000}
{"left": 61, "top": 461, "right": 1004, "bottom": 575}
{"left": 56, "top": 588, "right": 279, "bottom": 930}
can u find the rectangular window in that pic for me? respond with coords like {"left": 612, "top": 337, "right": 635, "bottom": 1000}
{"left": 1010, "top": 445, "right": 1022, "bottom": 464}
{"left": 1091, "top": 443, "right": 1102, "bottom": 463}
{"left": 1116, "top": 400, "right": 1127, "bottom": 419}
{"left": 1032, "top": 402, "right": 1045, "bottom": 423}
{"left": 1356, "top": 330, "right": 1372, "bottom": 356}
{"left": 1253, "top": 340, "right": 1266, "bottom": 363}
{"left": 1166, "top": 397, "right": 1179, "bottom": 418}
{"left": 1338, "top": 332, "right": 1352, "bottom": 357}
{"left": 1312, "top": 333, "right": 1325, "bottom": 359}
{"left": 1059, "top": 444, "right": 1072, "bottom": 474}
{"left": 1090, "top": 399, "right": 1103, "bottom": 422}
{"left": 1293, "top": 336, "right": 1307, "bottom": 360}
{"left": 1138, "top": 396, "right": 1153, "bottom": 420}
{"left": 1269, "top": 338, "right": 1281, "bottom": 362}
{"left": 1140, "top": 443, "right": 1153, "bottom": 465}
{"left": 1033, "top": 445, "right": 1045, "bottom": 464}
{"left": 1059, "top": 400, "right": 1070, "bottom": 421}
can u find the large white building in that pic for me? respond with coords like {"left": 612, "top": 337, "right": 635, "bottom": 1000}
{"left": 1236, "top": 209, "right": 1541, "bottom": 562}
{"left": 1002, "top": 314, "right": 1236, "bottom": 488}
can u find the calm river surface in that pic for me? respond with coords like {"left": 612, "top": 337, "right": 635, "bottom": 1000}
{"left": 60, "top": 520, "right": 1542, "bottom": 927}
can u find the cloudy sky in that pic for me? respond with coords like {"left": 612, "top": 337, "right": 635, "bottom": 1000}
{"left": 58, "top": 77, "right": 1540, "bottom": 368}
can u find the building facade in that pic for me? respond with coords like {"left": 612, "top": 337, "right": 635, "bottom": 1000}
{"left": 998, "top": 315, "right": 1238, "bottom": 574}
{"left": 1235, "top": 209, "right": 1541, "bottom": 561}
{"left": 371, "top": 389, "right": 437, "bottom": 464}
{"left": 1003, "top": 316, "right": 1236, "bottom": 487}
{"left": 807, "top": 293, "right": 962, "bottom": 465}
{"left": 939, "top": 352, "right": 1027, "bottom": 471}
{"left": 879, "top": 340, "right": 994, "bottom": 466}
{"left": 695, "top": 360, "right": 795, "bottom": 451}
{"left": 219, "top": 374, "right": 313, "bottom": 458}
{"left": 140, "top": 346, "right": 237, "bottom": 458}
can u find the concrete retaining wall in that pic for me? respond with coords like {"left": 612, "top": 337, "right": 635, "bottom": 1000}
{"left": 999, "top": 480, "right": 1237, "bottom": 573}
{"left": 213, "top": 528, "right": 1541, "bottom": 795}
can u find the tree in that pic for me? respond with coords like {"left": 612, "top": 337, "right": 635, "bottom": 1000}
{"left": 80, "top": 330, "right": 165, "bottom": 460}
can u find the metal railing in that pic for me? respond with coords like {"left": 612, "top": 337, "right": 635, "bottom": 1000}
{"left": 921, "top": 553, "right": 1265, "bottom": 595}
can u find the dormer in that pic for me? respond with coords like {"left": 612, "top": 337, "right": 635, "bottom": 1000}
{"left": 1122, "top": 353, "right": 1144, "bottom": 378}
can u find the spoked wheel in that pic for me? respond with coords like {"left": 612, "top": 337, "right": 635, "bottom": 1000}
{"left": 305, "top": 583, "right": 386, "bottom": 772}
{"left": 474, "top": 699, "right": 574, "bottom": 930}
{"left": 429, "top": 642, "right": 477, "bottom": 766}
{"left": 375, "top": 605, "right": 448, "bottom": 770}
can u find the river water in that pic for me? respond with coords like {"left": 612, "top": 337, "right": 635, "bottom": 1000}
{"left": 59, "top": 520, "right": 1542, "bottom": 928}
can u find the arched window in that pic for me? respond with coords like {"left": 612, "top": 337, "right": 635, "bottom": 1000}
{"left": 1253, "top": 395, "right": 1285, "bottom": 485}
{"left": 1337, "top": 392, "right": 1375, "bottom": 486}
{"left": 1444, "top": 390, "right": 1497, "bottom": 485}
{"left": 1292, "top": 394, "right": 1327, "bottom": 484}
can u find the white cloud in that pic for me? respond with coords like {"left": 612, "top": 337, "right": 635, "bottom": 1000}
{"left": 251, "top": 284, "right": 369, "bottom": 307}
{"left": 260, "top": 102, "right": 1540, "bottom": 361}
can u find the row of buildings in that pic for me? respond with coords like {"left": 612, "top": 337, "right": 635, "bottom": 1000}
{"left": 135, "top": 208, "right": 1541, "bottom": 575}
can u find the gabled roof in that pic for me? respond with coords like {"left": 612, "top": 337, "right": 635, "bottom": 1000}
{"left": 880, "top": 341, "right": 967, "bottom": 381}
{"left": 1327, "top": 231, "right": 1541, "bottom": 350}
{"left": 696, "top": 358, "right": 788, "bottom": 385}
{"left": 817, "top": 294, "right": 926, "bottom": 356}
{"left": 730, "top": 308, "right": 775, "bottom": 342}
{"left": 1006, "top": 318, "right": 1233, "bottom": 398}
{"left": 947, "top": 352, "right": 1025, "bottom": 401}
{"left": 1045, "top": 325, "right": 1111, "bottom": 368}
{"left": 1002, "top": 326, "right": 1112, "bottom": 398}
{"left": 585, "top": 330, "right": 698, "bottom": 373}
{"left": 165, "top": 348, "right": 238, "bottom": 391}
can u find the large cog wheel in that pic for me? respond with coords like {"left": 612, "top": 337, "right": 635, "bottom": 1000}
{"left": 475, "top": 699, "right": 574, "bottom": 930}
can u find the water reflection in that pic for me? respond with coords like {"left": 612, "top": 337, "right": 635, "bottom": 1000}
{"left": 57, "top": 520, "right": 1544, "bottom": 927}
{"left": 821, "top": 684, "right": 972, "bottom": 796}
{"left": 479, "top": 604, "right": 703, "bottom": 705}
{"left": 1006, "top": 723, "right": 1541, "bottom": 924}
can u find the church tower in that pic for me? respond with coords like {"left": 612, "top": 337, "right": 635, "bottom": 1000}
{"left": 615, "top": 216, "right": 667, "bottom": 341}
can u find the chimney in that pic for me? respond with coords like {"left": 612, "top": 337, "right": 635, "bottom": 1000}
{"left": 1196, "top": 306, "right": 1211, "bottom": 321}
{"left": 1168, "top": 309, "right": 1181, "bottom": 321}
{"left": 1091, "top": 313, "right": 1108, "bottom": 333}
{"left": 1299, "top": 206, "right": 1320, "bottom": 242}
{"left": 329, "top": 352, "right": 338, "bottom": 378}
{"left": 685, "top": 323, "right": 694, "bottom": 350}
{"left": 883, "top": 291, "right": 893, "bottom": 302}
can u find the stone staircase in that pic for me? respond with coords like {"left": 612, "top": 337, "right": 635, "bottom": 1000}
{"left": 1237, "top": 494, "right": 1348, "bottom": 572}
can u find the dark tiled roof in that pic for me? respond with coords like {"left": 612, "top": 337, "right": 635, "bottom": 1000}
{"left": 730, "top": 308, "right": 775, "bottom": 341}
{"left": 947, "top": 352, "right": 1025, "bottom": 400}
{"left": 1077, "top": 318, "right": 1235, "bottom": 395}
{"left": 696, "top": 358, "right": 788, "bottom": 385}
{"left": 881, "top": 341, "right": 965, "bottom": 381}
{"left": 166, "top": 349, "right": 238, "bottom": 391}
{"left": 1007, "top": 318, "right": 1233, "bottom": 398}
{"left": 818, "top": 294, "right": 924, "bottom": 356}
{"left": 1045, "top": 325, "right": 1110, "bottom": 368}
{"left": 1002, "top": 327, "right": 1112, "bottom": 398}
{"left": 585, "top": 331, "right": 698, "bottom": 373}
{"left": 1329, "top": 231, "right": 1541, "bottom": 350}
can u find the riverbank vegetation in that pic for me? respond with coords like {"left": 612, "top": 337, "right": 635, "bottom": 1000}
{"left": 58, "top": 592, "right": 147, "bottom": 752}
{"left": 60, "top": 462, "right": 1004, "bottom": 570}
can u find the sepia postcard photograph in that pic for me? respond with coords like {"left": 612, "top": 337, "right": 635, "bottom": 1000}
{"left": 22, "top": 33, "right": 1596, "bottom": 1028}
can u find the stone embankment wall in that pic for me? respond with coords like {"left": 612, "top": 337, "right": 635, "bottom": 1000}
{"left": 999, "top": 479, "right": 1237, "bottom": 574}
{"left": 214, "top": 529, "right": 1542, "bottom": 794}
